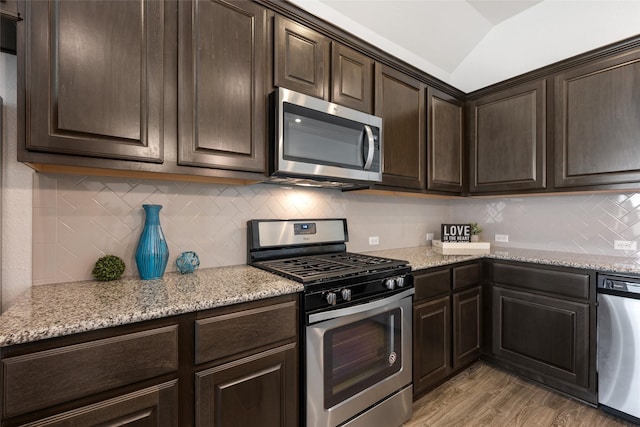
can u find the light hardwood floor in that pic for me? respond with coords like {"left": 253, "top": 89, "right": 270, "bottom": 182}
{"left": 404, "top": 363, "right": 635, "bottom": 426}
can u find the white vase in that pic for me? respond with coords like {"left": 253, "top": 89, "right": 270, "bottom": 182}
{"left": 471, "top": 235, "right": 480, "bottom": 242}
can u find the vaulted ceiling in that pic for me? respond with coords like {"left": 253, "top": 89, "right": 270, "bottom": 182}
{"left": 287, "top": 0, "right": 640, "bottom": 93}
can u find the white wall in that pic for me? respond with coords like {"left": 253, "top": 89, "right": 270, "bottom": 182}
{"left": 0, "top": 52, "right": 33, "bottom": 312}
{"left": 451, "top": 0, "right": 640, "bottom": 92}
{"left": 452, "top": 193, "right": 640, "bottom": 260}
{"left": 30, "top": 176, "right": 452, "bottom": 288}
{"left": 26, "top": 176, "right": 640, "bottom": 299}
{"left": 288, "top": 0, "right": 640, "bottom": 92}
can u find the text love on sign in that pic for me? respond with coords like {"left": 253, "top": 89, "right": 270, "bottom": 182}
{"left": 441, "top": 224, "right": 471, "bottom": 242}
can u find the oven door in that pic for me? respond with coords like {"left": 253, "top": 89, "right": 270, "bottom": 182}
{"left": 306, "top": 288, "right": 414, "bottom": 427}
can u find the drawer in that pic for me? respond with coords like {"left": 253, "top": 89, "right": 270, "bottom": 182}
{"left": 13, "top": 380, "right": 178, "bottom": 426}
{"left": 493, "top": 263, "right": 590, "bottom": 300}
{"left": 195, "top": 300, "right": 297, "bottom": 365}
{"left": 414, "top": 269, "right": 451, "bottom": 302}
{"left": 453, "top": 262, "right": 483, "bottom": 290}
{"left": 3, "top": 325, "right": 178, "bottom": 418}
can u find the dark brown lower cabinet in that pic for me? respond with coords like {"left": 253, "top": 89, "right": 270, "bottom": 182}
{"left": 489, "top": 262, "right": 596, "bottom": 404}
{"left": 492, "top": 287, "right": 589, "bottom": 387}
{"left": 412, "top": 262, "right": 483, "bottom": 398}
{"left": 0, "top": 294, "right": 299, "bottom": 427}
{"left": 195, "top": 343, "right": 298, "bottom": 427}
{"left": 414, "top": 295, "right": 451, "bottom": 393}
{"left": 453, "top": 286, "right": 481, "bottom": 370}
{"left": 13, "top": 381, "right": 179, "bottom": 427}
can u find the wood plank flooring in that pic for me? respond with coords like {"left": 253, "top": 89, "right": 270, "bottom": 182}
{"left": 404, "top": 363, "right": 635, "bottom": 426}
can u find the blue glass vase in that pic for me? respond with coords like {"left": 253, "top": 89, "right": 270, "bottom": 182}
{"left": 135, "top": 204, "right": 169, "bottom": 280}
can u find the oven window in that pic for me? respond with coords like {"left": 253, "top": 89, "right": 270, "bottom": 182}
{"left": 323, "top": 308, "right": 402, "bottom": 409}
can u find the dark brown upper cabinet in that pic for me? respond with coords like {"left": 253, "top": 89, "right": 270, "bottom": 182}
{"left": 427, "top": 87, "right": 464, "bottom": 193}
{"left": 331, "top": 43, "right": 374, "bottom": 113}
{"left": 468, "top": 80, "right": 547, "bottom": 193}
{"left": 19, "top": 0, "right": 166, "bottom": 163}
{"left": 375, "top": 63, "right": 426, "bottom": 190}
{"left": 554, "top": 47, "right": 640, "bottom": 188}
{"left": 274, "top": 16, "right": 374, "bottom": 114}
{"left": 274, "top": 15, "right": 330, "bottom": 100}
{"left": 0, "top": 0, "right": 19, "bottom": 17}
{"left": 178, "top": 0, "right": 267, "bottom": 173}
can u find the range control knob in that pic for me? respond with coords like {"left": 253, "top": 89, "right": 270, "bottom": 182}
{"left": 396, "top": 276, "right": 405, "bottom": 288}
{"left": 384, "top": 278, "right": 396, "bottom": 290}
{"left": 341, "top": 288, "right": 352, "bottom": 302}
{"left": 325, "top": 292, "right": 337, "bottom": 306}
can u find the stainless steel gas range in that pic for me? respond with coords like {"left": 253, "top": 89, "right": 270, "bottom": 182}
{"left": 248, "top": 218, "right": 414, "bottom": 427}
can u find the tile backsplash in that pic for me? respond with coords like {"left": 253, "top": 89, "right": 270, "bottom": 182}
{"left": 32, "top": 174, "right": 450, "bottom": 285}
{"left": 452, "top": 193, "right": 640, "bottom": 262}
{"left": 32, "top": 174, "right": 640, "bottom": 285}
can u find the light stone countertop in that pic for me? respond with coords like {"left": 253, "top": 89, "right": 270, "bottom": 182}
{"left": 3, "top": 246, "right": 640, "bottom": 348}
{"left": 365, "top": 245, "right": 640, "bottom": 274}
{"left": 0, "top": 265, "right": 302, "bottom": 347}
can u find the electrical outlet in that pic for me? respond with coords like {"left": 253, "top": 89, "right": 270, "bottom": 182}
{"left": 426, "top": 232, "right": 434, "bottom": 242}
{"left": 368, "top": 236, "right": 380, "bottom": 246}
{"left": 495, "top": 234, "right": 509, "bottom": 243}
{"left": 614, "top": 240, "right": 637, "bottom": 251}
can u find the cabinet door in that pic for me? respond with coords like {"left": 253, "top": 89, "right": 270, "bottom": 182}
{"left": 21, "top": 0, "right": 165, "bottom": 162}
{"left": 453, "top": 262, "right": 483, "bottom": 291}
{"left": 331, "top": 43, "right": 374, "bottom": 113}
{"left": 15, "top": 381, "right": 178, "bottom": 427}
{"left": 1, "top": 0, "right": 18, "bottom": 17}
{"left": 414, "top": 268, "right": 451, "bottom": 303}
{"left": 195, "top": 343, "right": 298, "bottom": 427}
{"left": 427, "top": 87, "right": 464, "bottom": 192}
{"left": 274, "top": 16, "right": 330, "bottom": 99}
{"left": 375, "top": 63, "right": 426, "bottom": 190}
{"left": 413, "top": 295, "right": 451, "bottom": 395}
{"left": 452, "top": 286, "right": 481, "bottom": 369}
{"left": 3, "top": 325, "right": 178, "bottom": 418}
{"left": 554, "top": 48, "right": 640, "bottom": 188}
{"left": 195, "top": 298, "right": 297, "bottom": 365}
{"left": 469, "top": 80, "right": 546, "bottom": 193}
{"left": 492, "top": 286, "right": 589, "bottom": 387}
{"left": 178, "top": 0, "right": 267, "bottom": 172}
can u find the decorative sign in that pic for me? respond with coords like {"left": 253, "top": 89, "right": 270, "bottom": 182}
{"left": 441, "top": 224, "right": 471, "bottom": 242}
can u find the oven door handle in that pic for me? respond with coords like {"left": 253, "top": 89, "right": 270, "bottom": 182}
{"left": 308, "top": 288, "right": 415, "bottom": 324}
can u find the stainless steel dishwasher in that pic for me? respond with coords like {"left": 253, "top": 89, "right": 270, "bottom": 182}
{"left": 597, "top": 274, "right": 640, "bottom": 423}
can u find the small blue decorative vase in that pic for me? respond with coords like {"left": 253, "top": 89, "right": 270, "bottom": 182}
{"left": 135, "top": 204, "right": 169, "bottom": 280}
{"left": 176, "top": 251, "right": 200, "bottom": 274}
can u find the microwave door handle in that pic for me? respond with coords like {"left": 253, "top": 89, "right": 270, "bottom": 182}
{"left": 363, "top": 125, "right": 375, "bottom": 170}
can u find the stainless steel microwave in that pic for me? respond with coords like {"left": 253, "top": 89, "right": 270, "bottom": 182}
{"left": 270, "top": 87, "right": 383, "bottom": 186}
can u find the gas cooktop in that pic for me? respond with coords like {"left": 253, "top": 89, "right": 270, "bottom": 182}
{"left": 247, "top": 219, "right": 411, "bottom": 285}
{"left": 253, "top": 252, "right": 408, "bottom": 284}
{"left": 247, "top": 218, "right": 413, "bottom": 313}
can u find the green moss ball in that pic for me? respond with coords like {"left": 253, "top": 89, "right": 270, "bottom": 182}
{"left": 92, "top": 255, "right": 126, "bottom": 281}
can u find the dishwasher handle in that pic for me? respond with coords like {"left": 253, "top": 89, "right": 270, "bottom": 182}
{"left": 598, "top": 275, "right": 640, "bottom": 295}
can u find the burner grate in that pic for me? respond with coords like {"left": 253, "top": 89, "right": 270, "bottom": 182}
{"left": 254, "top": 252, "right": 407, "bottom": 284}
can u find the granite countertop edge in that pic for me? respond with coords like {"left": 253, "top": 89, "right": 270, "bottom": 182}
{"left": 0, "top": 265, "right": 303, "bottom": 347}
{"left": 2, "top": 246, "right": 639, "bottom": 347}
{"left": 364, "top": 246, "right": 640, "bottom": 275}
